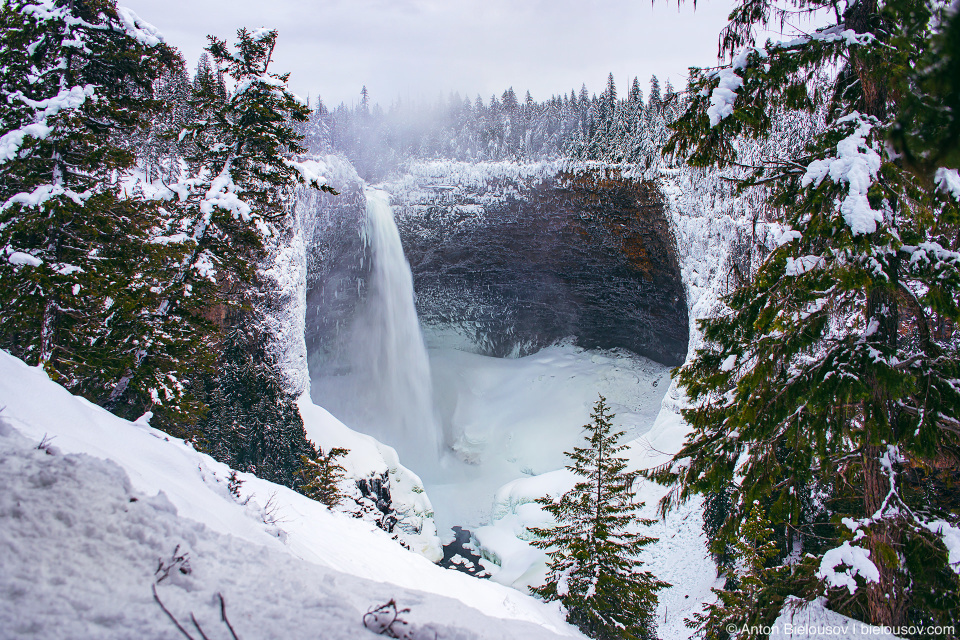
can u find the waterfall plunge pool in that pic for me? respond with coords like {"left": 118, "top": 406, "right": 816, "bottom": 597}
{"left": 421, "top": 341, "right": 671, "bottom": 535}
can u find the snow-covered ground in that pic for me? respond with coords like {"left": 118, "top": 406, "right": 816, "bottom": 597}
{"left": 0, "top": 349, "right": 581, "bottom": 639}
{"left": 770, "top": 598, "right": 904, "bottom": 639}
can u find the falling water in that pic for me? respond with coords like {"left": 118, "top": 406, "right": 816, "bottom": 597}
{"left": 316, "top": 188, "right": 440, "bottom": 467}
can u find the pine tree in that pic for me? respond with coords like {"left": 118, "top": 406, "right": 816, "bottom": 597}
{"left": 104, "top": 27, "right": 333, "bottom": 425}
{"left": 0, "top": 0, "right": 196, "bottom": 411}
{"left": 530, "top": 396, "right": 668, "bottom": 640}
{"left": 646, "top": 75, "right": 661, "bottom": 120}
{"left": 179, "top": 28, "right": 340, "bottom": 483}
{"left": 197, "top": 326, "right": 318, "bottom": 489}
{"left": 649, "top": 0, "right": 960, "bottom": 627}
{"left": 360, "top": 85, "right": 370, "bottom": 114}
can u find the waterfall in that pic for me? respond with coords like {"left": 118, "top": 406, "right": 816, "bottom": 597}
{"left": 312, "top": 188, "right": 440, "bottom": 467}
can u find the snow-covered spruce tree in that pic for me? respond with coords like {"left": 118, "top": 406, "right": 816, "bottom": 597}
{"left": 136, "top": 55, "right": 193, "bottom": 184}
{"left": 0, "top": 1, "right": 190, "bottom": 405}
{"left": 530, "top": 395, "right": 668, "bottom": 640}
{"left": 195, "top": 326, "right": 317, "bottom": 489}
{"left": 648, "top": 0, "right": 960, "bottom": 628}
{"left": 136, "top": 27, "right": 336, "bottom": 478}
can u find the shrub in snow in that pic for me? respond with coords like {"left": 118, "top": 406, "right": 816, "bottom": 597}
{"left": 228, "top": 471, "right": 244, "bottom": 499}
{"left": 297, "top": 447, "right": 348, "bottom": 508}
{"left": 155, "top": 544, "right": 193, "bottom": 585}
{"left": 363, "top": 600, "right": 438, "bottom": 640}
{"left": 529, "top": 395, "right": 668, "bottom": 640}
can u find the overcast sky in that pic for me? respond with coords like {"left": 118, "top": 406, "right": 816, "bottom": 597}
{"left": 121, "top": 0, "right": 746, "bottom": 108}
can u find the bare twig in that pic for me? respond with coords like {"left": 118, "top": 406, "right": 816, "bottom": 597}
{"left": 219, "top": 593, "right": 240, "bottom": 640}
{"left": 364, "top": 599, "right": 409, "bottom": 638}
{"left": 260, "top": 492, "right": 287, "bottom": 525}
{"left": 155, "top": 544, "right": 191, "bottom": 584}
{"left": 363, "top": 599, "right": 435, "bottom": 639}
{"left": 36, "top": 433, "right": 55, "bottom": 452}
{"left": 189, "top": 614, "right": 211, "bottom": 640}
{"left": 152, "top": 584, "right": 196, "bottom": 640}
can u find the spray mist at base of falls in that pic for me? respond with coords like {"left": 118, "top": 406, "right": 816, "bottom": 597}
{"left": 309, "top": 188, "right": 440, "bottom": 470}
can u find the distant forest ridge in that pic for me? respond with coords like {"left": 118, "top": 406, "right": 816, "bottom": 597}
{"left": 305, "top": 74, "right": 683, "bottom": 181}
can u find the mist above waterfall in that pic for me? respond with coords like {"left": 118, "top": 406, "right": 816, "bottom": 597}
{"left": 310, "top": 189, "right": 440, "bottom": 469}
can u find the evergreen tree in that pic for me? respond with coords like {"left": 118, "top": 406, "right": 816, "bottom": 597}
{"left": 650, "top": 0, "right": 960, "bottom": 627}
{"left": 530, "top": 396, "right": 668, "bottom": 640}
{"left": 298, "top": 447, "right": 348, "bottom": 508}
{"left": 893, "top": 1, "right": 960, "bottom": 172}
{"left": 135, "top": 55, "right": 192, "bottom": 183}
{"left": 0, "top": 0, "right": 196, "bottom": 413}
{"left": 197, "top": 326, "right": 318, "bottom": 489}
{"left": 104, "top": 27, "right": 332, "bottom": 424}
{"left": 501, "top": 86, "right": 519, "bottom": 113}
{"left": 688, "top": 501, "right": 787, "bottom": 638}
{"left": 646, "top": 75, "right": 661, "bottom": 120}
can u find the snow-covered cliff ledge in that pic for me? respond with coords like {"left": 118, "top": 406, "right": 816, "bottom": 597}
{"left": 639, "top": 163, "right": 776, "bottom": 457}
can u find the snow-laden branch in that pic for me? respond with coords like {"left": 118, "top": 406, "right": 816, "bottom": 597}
{"left": 934, "top": 167, "right": 960, "bottom": 201}
{"left": 774, "top": 24, "right": 876, "bottom": 51}
{"left": 233, "top": 74, "right": 287, "bottom": 98}
{"left": 817, "top": 541, "right": 880, "bottom": 594}
{"left": 4, "top": 245, "right": 43, "bottom": 267}
{"left": 706, "top": 47, "right": 765, "bottom": 127}
{"left": 115, "top": 7, "right": 163, "bottom": 47}
{"left": 1, "top": 183, "right": 93, "bottom": 211}
{"left": 0, "top": 85, "right": 96, "bottom": 166}
{"left": 801, "top": 113, "right": 884, "bottom": 235}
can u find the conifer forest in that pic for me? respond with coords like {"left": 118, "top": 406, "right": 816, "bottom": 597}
{"left": 0, "top": 0, "right": 958, "bottom": 639}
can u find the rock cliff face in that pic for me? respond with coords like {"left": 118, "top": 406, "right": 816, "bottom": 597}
{"left": 301, "top": 174, "right": 367, "bottom": 372}
{"left": 303, "top": 162, "right": 689, "bottom": 368}
{"left": 389, "top": 164, "right": 689, "bottom": 366}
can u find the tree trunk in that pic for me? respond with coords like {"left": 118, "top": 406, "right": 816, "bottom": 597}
{"left": 861, "top": 445, "right": 907, "bottom": 626}
{"left": 861, "top": 276, "right": 906, "bottom": 625}
{"left": 845, "top": 0, "right": 887, "bottom": 120}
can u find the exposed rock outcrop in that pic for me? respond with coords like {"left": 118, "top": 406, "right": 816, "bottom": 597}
{"left": 390, "top": 163, "right": 689, "bottom": 365}
{"left": 303, "top": 161, "right": 688, "bottom": 368}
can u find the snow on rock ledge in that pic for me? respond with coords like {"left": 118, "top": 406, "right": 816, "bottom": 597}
{"left": 0, "top": 348, "right": 581, "bottom": 639}
{"left": 298, "top": 396, "right": 443, "bottom": 561}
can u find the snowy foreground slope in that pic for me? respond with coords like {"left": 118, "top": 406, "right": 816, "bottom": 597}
{"left": 0, "top": 350, "right": 580, "bottom": 639}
